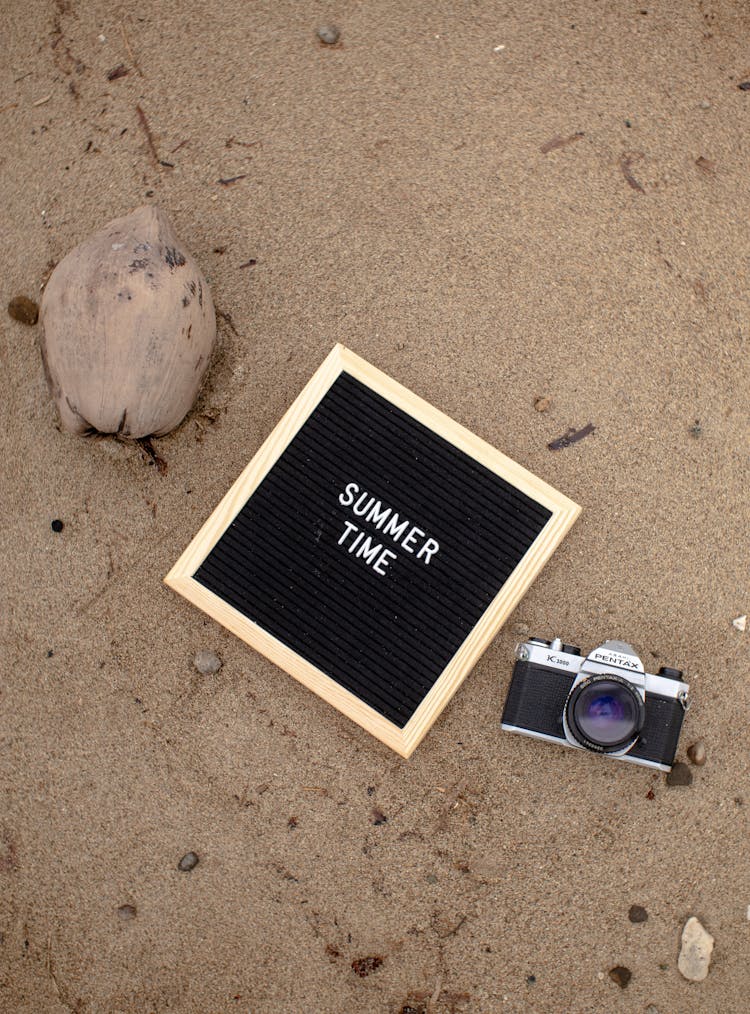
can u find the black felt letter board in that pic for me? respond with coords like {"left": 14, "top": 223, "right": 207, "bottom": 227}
{"left": 166, "top": 346, "right": 578, "bottom": 756}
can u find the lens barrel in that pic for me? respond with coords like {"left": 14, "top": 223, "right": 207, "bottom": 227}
{"left": 565, "top": 674, "right": 645, "bottom": 753}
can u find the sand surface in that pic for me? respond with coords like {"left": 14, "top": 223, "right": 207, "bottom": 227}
{"left": 1, "top": 2, "right": 749, "bottom": 1012}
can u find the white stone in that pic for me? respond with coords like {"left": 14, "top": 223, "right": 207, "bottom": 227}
{"left": 193, "top": 649, "right": 222, "bottom": 676}
{"left": 678, "top": 916, "right": 714, "bottom": 982}
{"left": 732, "top": 614, "right": 746, "bottom": 632}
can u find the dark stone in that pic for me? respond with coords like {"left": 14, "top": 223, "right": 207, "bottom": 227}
{"left": 738, "top": 81, "right": 750, "bottom": 91}
{"left": 628, "top": 904, "right": 648, "bottom": 923}
{"left": 371, "top": 807, "right": 387, "bottom": 825}
{"left": 177, "top": 851, "right": 199, "bottom": 872}
{"left": 609, "top": 966, "right": 632, "bottom": 988}
{"left": 8, "top": 296, "right": 39, "bottom": 325}
{"left": 526, "top": 974, "right": 536, "bottom": 984}
{"left": 666, "top": 762, "right": 693, "bottom": 786}
{"left": 317, "top": 24, "right": 340, "bottom": 45}
{"left": 51, "top": 519, "right": 64, "bottom": 533}
{"left": 117, "top": 904, "right": 137, "bottom": 920}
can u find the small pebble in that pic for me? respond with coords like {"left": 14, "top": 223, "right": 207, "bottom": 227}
{"left": 425, "top": 873, "right": 438, "bottom": 884}
{"left": 526, "top": 974, "right": 536, "bottom": 984}
{"left": 608, "top": 966, "right": 632, "bottom": 988}
{"left": 666, "top": 762, "right": 693, "bottom": 786}
{"left": 177, "top": 851, "right": 199, "bottom": 872}
{"left": 513, "top": 622, "right": 529, "bottom": 637}
{"left": 8, "top": 295, "right": 39, "bottom": 325}
{"left": 628, "top": 904, "right": 648, "bottom": 923}
{"left": 645, "top": 1006, "right": 661, "bottom": 1014}
{"left": 534, "top": 396, "right": 552, "bottom": 413}
{"left": 117, "top": 904, "right": 137, "bottom": 920}
{"left": 738, "top": 81, "right": 750, "bottom": 91}
{"left": 317, "top": 24, "right": 340, "bottom": 45}
{"left": 699, "top": 99, "right": 711, "bottom": 109}
{"left": 678, "top": 916, "right": 714, "bottom": 981}
{"left": 732, "top": 614, "right": 746, "bottom": 632}
{"left": 687, "top": 741, "right": 707, "bottom": 766}
{"left": 689, "top": 419, "right": 702, "bottom": 437}
{"left": 51, "top": 519, "right": 64, "bottom": 533}
{"left": 193, "top": 649, "right": 222, "bottom": 675}
{"left": 371, "top": 807, "right": 387, "bottom": 826}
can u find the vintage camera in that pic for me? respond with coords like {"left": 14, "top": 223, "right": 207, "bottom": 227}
{"left": 501, "top": 637, "right": 689, "bottom": 770}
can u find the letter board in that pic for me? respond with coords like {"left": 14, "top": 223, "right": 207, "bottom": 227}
{"left": 165, "top": 345, "right": 580, "bottom": 756}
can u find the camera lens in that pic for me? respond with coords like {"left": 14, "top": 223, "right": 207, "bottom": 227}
{"left": 566, "top": 676, "right": 644, "bottom": 752}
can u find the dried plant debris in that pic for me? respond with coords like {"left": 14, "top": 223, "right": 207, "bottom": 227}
{"left": 548, "top": 423, "right": 595, "bottom": 450}
{"left": 106, "top": 64, "right": 129, "bottom": 81}
{"left": 695, "top": 155, "right": 716, "bottom": 175}
{"left": 540, "top": 132, "right": 584, "bottom": 154}
{"left": 136, "top": 104, "right": 160, "bottom": 165}
{"left": 620, "top": 152, "right": 645, "bottom": 193}
{"left": 351, "top": 955, "right": 383, "bottom": 977}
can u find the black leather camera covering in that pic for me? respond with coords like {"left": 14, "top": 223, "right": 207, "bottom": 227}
{"left": 502, "top": 660, "right": 685, "bottom": 766}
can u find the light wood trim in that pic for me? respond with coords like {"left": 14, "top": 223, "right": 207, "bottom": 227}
{"left": 168, "top": 573, "right": 413, "bottom": 756}
{"left": 165, "top": 344, "right": 346, "bottom": 583}
{"left": 165, "top": 344, "right": 580, "bottom": 757}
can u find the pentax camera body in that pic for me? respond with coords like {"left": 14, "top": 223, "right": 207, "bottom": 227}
{"left": 502, "top": 637, "right": 690, "bottom": 771}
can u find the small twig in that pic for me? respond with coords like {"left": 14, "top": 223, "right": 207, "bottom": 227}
{"left": 540, "top": 131, "right": 584, "bottom": 154}
{"left": 548, "top": 423, "right": 596, "bottom": 450}
{"left": 33, "top": 94, "right": 52, "bottom": 106}
{"left": 120, "top": 21, "right": 143, "bottom": 76}
{"left": 435, "top": 914, "right": 467, "bottom": 939}
{"left": 106, "top": 64, "right": 130, "bottom": 81}
{"left": 225, "top": 136, "right": 260, "bottom": 148}
{"left": 136, "top": 104, "right": 160, "bottom": 166}
{"left": 217, "top": 174, "right": 247, "bottom": 186}
{"left": 171, "top": 138, "right": 190, "bottom": 153}
{"left": 238, "top": 258, "right": 256, "bottom": 269}
{"left": 429, "top": 975, "right": 444, "bottom": 1010}
{"left": 620, "top": 152, "right": 645, "bottom": 193}
{"left": 137, "top": 436, "right": 168, "bottom": 474}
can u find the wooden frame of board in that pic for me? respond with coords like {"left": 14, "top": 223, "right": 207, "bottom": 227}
{"left": 165, "top": 344, "right": 580, "bottom": 757}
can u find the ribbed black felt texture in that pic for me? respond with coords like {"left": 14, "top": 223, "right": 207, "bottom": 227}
{"left": 194, "top": 372, "right": 552, "bottom": 727}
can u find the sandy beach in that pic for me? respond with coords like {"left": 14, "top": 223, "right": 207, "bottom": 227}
{"left": 1, "top": 2, "right": 749, "bottom": 1011}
